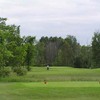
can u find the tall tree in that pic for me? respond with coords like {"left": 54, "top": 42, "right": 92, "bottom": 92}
{"left": 64, "top": 35, "right": 79, "bottom": 66}
{"left": 74, "top": 45, "right": 92, "bottom": 68}
{"left": 24, "top": 36, "right": 36, "bottom": 70}
{"left": 92, "top": 32, "right": 100, "bottom": 67}
{"left": 35, "top": 42, "right": 46, "bottom": 66}
{"left": 0, "top": 18, "right": 13, "bottom": 68}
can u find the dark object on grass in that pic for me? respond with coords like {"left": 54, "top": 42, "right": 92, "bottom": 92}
{"left": 44, "top": 80, "right": 47, "bottom": 84}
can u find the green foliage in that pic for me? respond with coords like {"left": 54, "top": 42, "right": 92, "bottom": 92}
{"left": 0, "top": 17, "right": 99, "bottom": 69}
{"left": 26, "top": 66, "right": 31, "bottom": 71}
{"left": 0, "top": 67, "right": 11, "bottom": 77}
{"left": 0, "top": 17, "right": 23, "bottom": 68}
{"left": 74, "top": 56, "right": 82, "bottom": 68}
{"left": 12, "top": 46, "right": 26, "bottom": 67}
{"left": 24, "top": 36, "right": 36, "bottom": 68}
{"left": 13, "top": 67, "right": 27, "bottom": 76}
{"left": 35, "top": 42, "right": 46, "bottom": 66}
{"left": 92, "top": 32, "right": 100, "bottom": 67}
{"left": 53, "top": 36, "right": 80, "bottom": 66}
{"left": 74, "top": 46, "right": 92, "bottom": 68}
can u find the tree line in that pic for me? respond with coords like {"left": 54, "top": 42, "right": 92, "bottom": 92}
{"left": 0, "top": 17, "right": 100, "bottom": 73}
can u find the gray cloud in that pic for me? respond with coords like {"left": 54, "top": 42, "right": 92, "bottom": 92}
{"left": 0, "top": 0, "right": 100, "bottom": 45}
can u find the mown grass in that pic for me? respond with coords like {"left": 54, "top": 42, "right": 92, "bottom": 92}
{"left": 1, "top": 67, "right": 100, "bottom": 82}
{"left": 0, "top": 82, "right": 100, "bottom": 100}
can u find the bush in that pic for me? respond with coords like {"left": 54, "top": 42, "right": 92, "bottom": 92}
{"left": 0, "top": 67, "right": 11, "bottom": 77}
{"left": 13, "top": 67, "right": 27, "bottom": 76}
{"left": 26, "top": 66, "right": 31, "bottom": 71}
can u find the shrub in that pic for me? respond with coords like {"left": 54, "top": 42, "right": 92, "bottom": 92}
{"left": 26, "top": 66, "right": 31, "bottom": 71}
{"left": 0, "top": 67, "right": 11, "bottom": 77}
{"left": 13, "top": 67, "right": 27, "bottom": 76}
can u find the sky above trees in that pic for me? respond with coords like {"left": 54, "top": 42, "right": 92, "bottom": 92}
{"left": 0, "top": 0, "right": 100, "bottom": 45}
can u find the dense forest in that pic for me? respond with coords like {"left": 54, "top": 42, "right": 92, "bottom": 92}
{"left": 0, "top": 17, "right": 100, "bottom": 76}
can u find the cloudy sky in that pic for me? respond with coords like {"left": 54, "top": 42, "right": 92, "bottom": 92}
{"left": 0, "top": 0, "right": 100, "bottom": 45}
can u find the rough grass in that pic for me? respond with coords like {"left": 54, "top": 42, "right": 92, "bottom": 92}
{"left": 0, "top": 82, "right": 100, "bottom": 100}
{"left": 1, "top": 67, "right": 100, "bottom": 82}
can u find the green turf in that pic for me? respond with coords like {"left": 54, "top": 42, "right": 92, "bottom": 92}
{"left": 0, "top": 82, "right": 100, "bottom": 100}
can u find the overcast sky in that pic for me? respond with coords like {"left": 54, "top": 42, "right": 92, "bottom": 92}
{"left": 0, "top": 0, "right": 100, "bottom": 45}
